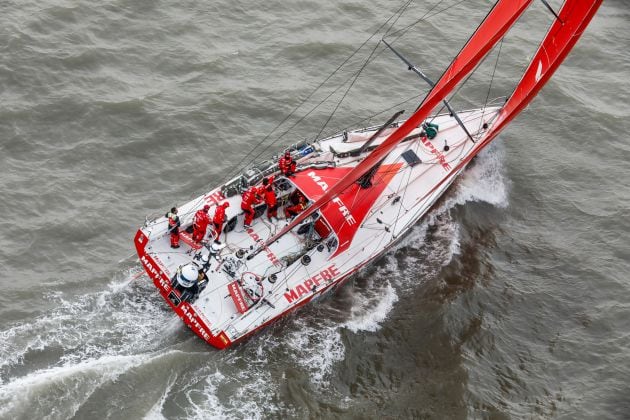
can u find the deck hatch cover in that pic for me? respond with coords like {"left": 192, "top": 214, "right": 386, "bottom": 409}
{"left": 401, "top": 150, "right": 422, "bottom": 167}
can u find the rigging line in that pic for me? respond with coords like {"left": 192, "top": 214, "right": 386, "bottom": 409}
{"left": 222, "top": 0, "right": 419, "bottom": 182}
{"left": 382, "top": 39, "right": 476, "bottom": 143}
{"left": 540, "top": 0, "right": 564, "bottom": 24}
{"left": 317, "top": 92, "right": 423, "bottom": 143}
{"left": 246, "top": 18, "right": 439, "bottom": 163}
{"left": 390, "top": 136, "right": 421, "bottom": 235}
{"left": 313, "top": 41, "right": 382, "bottom": 142}
{"left": 384, "top": 0, "right": 416, "bottom": 37}
{"left": 236, "top": 42, "right": 412, "bottom": 167}
{"left": 505, "top": 3, "right": 559, "bottom": 104}
{"left": 427, "top": 45, "right": 497, "bottom": 123}
{"left": 411, "top": 0, "right": 511, "bottom": 119}
{"left": 384, "top": 0, "right": 467, "bottom": 40}
{"left": 246, "top": 39, "right": 428, "bottom": 162}
{"left": 478, "top": 37, "right": 504, "bottom": 135}
{"left": 250, "top": 68, "right": 367, "bottom": 161}
{"left": 310, "top": 0, "right": 416, "bottom": 143}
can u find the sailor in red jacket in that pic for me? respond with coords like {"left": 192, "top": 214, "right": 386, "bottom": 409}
{"left": 278, "top": 151, "right": 297, "bottom": 176}
{"left": 192, "top": 205, "right": 211, "bottom": 243}
{"left": 260, "top": 177, "right": 278, "bottom": 221}
{"left": 284, "top": 195, "right": 307, "bottom": 219}
{"left": 241, "top": 186, "right": 261, "bottom": 228}
{"left": 213, "top": 201, "right": 230, "bottom": 237}
{"left": 166, "top": 207, "right": 181, "bottom": 248}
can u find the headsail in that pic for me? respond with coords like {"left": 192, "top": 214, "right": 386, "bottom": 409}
{"left": 409, "top": 0, "right": 603, "bottom": 208}
{"left": 259, "top": 0, "right": 533, "bottom": 251}
{"left": 483, "top": 0, "right": 603, "bottom": 143}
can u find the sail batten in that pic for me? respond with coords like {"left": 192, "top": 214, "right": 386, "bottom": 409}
{"left": 260, "top": 0, "right": 534, "bottom": 251}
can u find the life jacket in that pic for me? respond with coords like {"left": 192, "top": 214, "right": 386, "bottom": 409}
{"left": 214, "top": 205, "right": 227, "bottom": 224}
{"left": 193, "top": 210, "right": 209, "bottom": 229}
{"left": 166, "top": 212, "right": 180, "bottom": 231}
{"left": 241, "top": 187, "right": 257, "bottom": 207}
{"left": 264, "top": 187, "right": 277, "bottom": 207}
{"left": 287, "top": 201, "right": 306, "bottom": 214}
{"left": 279, "top": 156, "right": 295, "bottom": 174}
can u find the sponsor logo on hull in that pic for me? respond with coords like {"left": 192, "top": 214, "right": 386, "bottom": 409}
{"left": 204, "top": 190, "right": 226, "bottom": 206}
{"left": 307, "top": 172, "right": 357, "bottom": 225}
{"left": 284, "top": 264, "right": 340, "bottom": 303}
{"left": 421, "top": 136, "right": 452, "bottom": 171}
{"left": 246, "top": 227, "right": 282, "bottom": 266}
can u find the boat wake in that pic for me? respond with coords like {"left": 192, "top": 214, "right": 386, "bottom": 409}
{"left": 0, "top": 268, "right": 176, "bottom": 419}
{"left": 0, "top": 143, "right": 507, "bottom": 418}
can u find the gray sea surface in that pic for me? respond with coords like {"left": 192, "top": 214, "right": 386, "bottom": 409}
{"left": 1, "top": 1, "right": 628, "bottom": 419}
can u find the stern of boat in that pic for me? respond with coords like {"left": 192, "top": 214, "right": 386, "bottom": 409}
{"left": 134, "top": 229, "right": 233, "bottom": 349}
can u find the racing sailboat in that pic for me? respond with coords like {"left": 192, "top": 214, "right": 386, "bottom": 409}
{"left": 134, "top": 0, "right": 602, "bottom": 349}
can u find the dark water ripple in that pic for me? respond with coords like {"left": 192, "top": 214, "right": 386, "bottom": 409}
{"left": 1, "top": 1, "right": 629, "bottom": 419}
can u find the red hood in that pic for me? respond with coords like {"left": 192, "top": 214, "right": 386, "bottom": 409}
{"left": 291, "top": 164, "right": 401, "bottom": 256}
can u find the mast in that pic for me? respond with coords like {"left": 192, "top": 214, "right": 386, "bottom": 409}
{"left": 256, "top": 0, "right": 534, "bottom": 254}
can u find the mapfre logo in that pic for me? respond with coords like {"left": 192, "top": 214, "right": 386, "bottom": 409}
{"left": 307, "top": 171, "right": 356, "bottom": 225}
{"left": 307, "top": 171, "right": 329, "bottom": 191}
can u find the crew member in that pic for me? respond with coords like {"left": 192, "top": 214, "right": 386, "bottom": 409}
{"left": 261, "top": 177, "right": 278, "bottom": 221}
{"left": 192, "top": 205, "right": 211, "bottom": 243}
{"left": 213, "top": 201, "right": 230, "bottom": 236}
{"left": 241, "top": 186, "right": 261, "bottom": 228}
{"left": 166, "top": 207, "right": 181, "bottom": 248}
{"left": 278, "top": 151, "right": 297, "bottom": 176}
{"left": 284, "top": 195, "right": 307, "bottom": 219}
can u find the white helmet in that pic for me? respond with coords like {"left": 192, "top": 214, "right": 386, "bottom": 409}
{"left": 210, "top": 240, "right": 226, "bottom": 254}
{"left": 177, "top": 264, "right": 198, "bottom": 288}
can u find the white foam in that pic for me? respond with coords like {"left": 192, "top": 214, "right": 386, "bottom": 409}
{"left": 285, "top": 321, "right": 345, "bottom": 387}
{"left": 185, "top": 367, "right": 292, "bottom": 420}
{"left": 0, "top": 267, "right": 175, "bottom": 388}
{"left": 338, "top": 143, "right": 508, "bottom": 334}
{"left": 184, "top": 371, "right": 228, "bottom": 420}
{"left": 0, "top": 351, "right": 175, "bottom": 419}
{"left": 344, "top": 283, "right": 398, "bottom": 333}
{"left": 444, "top": 141, "right": 509, "bottom": 210}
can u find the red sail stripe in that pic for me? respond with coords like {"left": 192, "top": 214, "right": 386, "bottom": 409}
{"left": 411, "top": 0, "right": 603, "bottom": 208}
{"left": 262, "top": 0, "right": 532, "bottom": 249}
{"left": 485, "top": 0, "right": 603, "bottom": 142}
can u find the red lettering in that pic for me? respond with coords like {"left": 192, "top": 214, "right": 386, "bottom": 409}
{"left": 320, "top": 269, "right": 332, "bottom": 282}
{"left": 296, "top": 284, "right": 308, "bottom": 298}
{"left": 304, "top": 279, "right": 314, "bottom": 291}
{"left": 329, "top": 264, "right": 340, "bottom": 277}
{"left": 205, "top": 190, "right": 226, "bottom": 205}
{"left": 284, "top": 289, "right": 298, "bottom": 303}
{"left": 311, "top": 274, "right": 322, "bottom": 286}
{"left": 247, "top": 229, "right": 260, "bottom": 241}
{"left": 246, "top": 228, "right": 281, "bottom": 267}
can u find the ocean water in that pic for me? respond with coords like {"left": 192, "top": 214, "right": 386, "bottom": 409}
{"left": 0, "top": 1, "right": 628, "bottom": 419}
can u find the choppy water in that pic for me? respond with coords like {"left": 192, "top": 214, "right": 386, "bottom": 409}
{"left": 1, "top": 1, "right": 629, "bottom": 419}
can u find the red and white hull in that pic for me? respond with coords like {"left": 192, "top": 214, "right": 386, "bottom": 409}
{"left": 134, "top": 0, "right": 602, "bottom": 349}
{"left": 135, "top": 107, "right": 500, "bottom": 349}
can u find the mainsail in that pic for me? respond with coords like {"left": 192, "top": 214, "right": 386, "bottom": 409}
{"left": 410, "top": 0, "right": 603, "bottom": 208}
{"left": 259, "top": 0, "right": 533, "bottom": 251}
